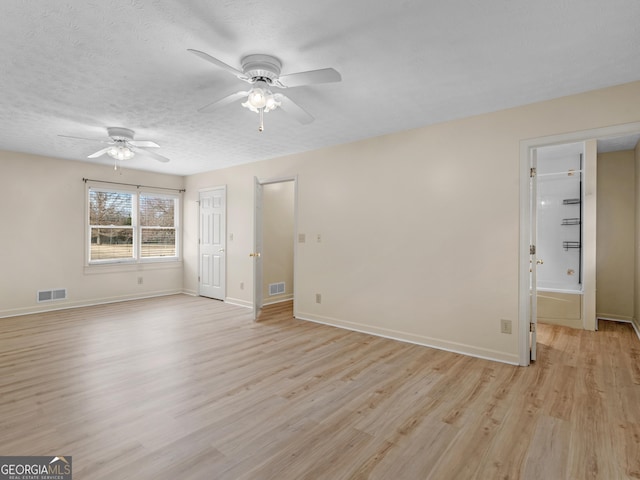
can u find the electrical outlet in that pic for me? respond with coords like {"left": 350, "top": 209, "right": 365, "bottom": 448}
{"left": 137, "top": 277, "right": 143, "bottom": 285}
{"left": 501, "top": 319, "right": 512, "bottom": 334}
{"left": 317, "top": 234, "right": 321, "bottom": 243}
{"left": 316, "top": 293, "right": 322, "bottom": 304}
{"left": 298, "top": 233, "right": 306, "bottom": 243}
{"left": 240, "top": 282, "right": 244, "bottom": 290}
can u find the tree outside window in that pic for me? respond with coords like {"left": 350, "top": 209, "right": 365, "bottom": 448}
{"left": 88, "top": 188, "right": 178, "bottom": 263}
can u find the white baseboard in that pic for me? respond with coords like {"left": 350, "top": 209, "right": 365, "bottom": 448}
{"left": 596, "top": 313, "right": 634, "bottom": 323}
{"left": 263, "top": 296, "right": 294, "bottom": 306}
{"left": 294, "top": 311, "right": 519, "bottom": 366}
{"left": 224, "top": 297, "right": 252, "bottom": 309}
{"left": 632, "top": 320, "right": 640, "bottom": 341}
{"left": 0, "top": 289, "right": 183, "bottom": 319}
{"left": 183, "top": 291, "right": 252, "bottom": 310}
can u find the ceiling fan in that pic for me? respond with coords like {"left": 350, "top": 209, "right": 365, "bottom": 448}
{"left": 59, "top": 127, "right": 170, "bottom": 167}
{"left": 188, "top": 49, "right": 342, "bottom": 131}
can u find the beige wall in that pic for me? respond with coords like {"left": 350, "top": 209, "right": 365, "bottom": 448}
{"left": 0, "top": 151, "right": 184, "bottom": 317}
{"left": 597, "top": 150, "right": 635, "bottom": 321}
{"left": 262, "top": 181, "right": 295, "bottom": 303}
{"left": 184, "top": 81, "right": 640, "bottom": 365}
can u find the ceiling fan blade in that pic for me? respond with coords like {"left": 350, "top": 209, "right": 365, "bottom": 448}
{"left": 59, "top": 134, "right": 111, "bottom": 144}
{"left": 198, "top": 91, "right": 249, "bottom": 113}
{"left": 87, "top": 147, "right": 111, "bottom": 158}
{"left": 278, "top": 68, "right": 341, "bottom": 88}
{"left": 131, "top": 146, "right": 170, "bottom": 163}
{"left": 188, "top": 49, "right": 249, "bottom": 81}
{"left": 129, "top": 140, "right": 160, "bottom": 148}
{"left": 276, "top": 94, "right": 314, "bottom": 124}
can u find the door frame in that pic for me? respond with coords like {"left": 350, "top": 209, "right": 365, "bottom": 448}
{"left": 529, "top": 148, "right": 538, "bottom": 362}
{"left": 518, "top": 121, "right": 640, "bottom": 365}
{"left": 198, "top": 185, "right": 226, "bottom": 300}
{"left": 253, "top": 175, "right": 298, "bottom": 320}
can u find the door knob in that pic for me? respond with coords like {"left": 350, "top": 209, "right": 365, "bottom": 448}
{"left": 219, "top": 249, "right": 225, "bottom": 253}
{"left": 537, "top": 259, "right": 544, "bottom": 265}
{"left": 249, "top": 252, "right": 261, "bottom": 257}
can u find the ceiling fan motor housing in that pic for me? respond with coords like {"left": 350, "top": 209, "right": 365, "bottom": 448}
{"left": 241, "top": 54, "right": 282, "bottom": 84}
{"left": 107, "top": 127, "right": 135, "bottom": 141}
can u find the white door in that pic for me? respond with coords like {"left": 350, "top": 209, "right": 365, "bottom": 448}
{"left": 252, "top": 177, "right": 263, "bottom": 320}
{"left": 199, "top": 187, "right": 226, "bottom": 300}
{"left": 529, "top": 151, "right": 538, "bottom": 361}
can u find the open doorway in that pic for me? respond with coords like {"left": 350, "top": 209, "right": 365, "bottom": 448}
{"left": 252, "top": 176, "right": 297, "bottom": 320}
{"left": 594, "top": 137, "right": 640, "bottom": 328}
{"left": 519, "top": 122, "right": 640, "bottom": 365}
{"left": 533, "top": 142, "right": 588, "bottom": 332}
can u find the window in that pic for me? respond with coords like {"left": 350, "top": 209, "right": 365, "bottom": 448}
{"left": 140, "top": 194, "right": 177, "bottom": 258}
{"left": 88, "top": 187, "right": 179, "bottom": 263}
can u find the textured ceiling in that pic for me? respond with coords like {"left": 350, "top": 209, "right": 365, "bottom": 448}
{"left": 1, "top": 0, "right": 640, "bottom": 175}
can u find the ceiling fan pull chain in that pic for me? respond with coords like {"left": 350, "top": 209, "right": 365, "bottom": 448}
{"left": 259, "top": 107, "right": 264, "bottom": 132}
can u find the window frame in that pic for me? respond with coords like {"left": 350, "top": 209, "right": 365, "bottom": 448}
{"left": 86, "top": 185, "right": 180, "bottom": 265}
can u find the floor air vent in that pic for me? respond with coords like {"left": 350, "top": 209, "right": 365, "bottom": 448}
{"left": 37, "top": 288, "right": 67, "bottom": 302}
{"left": 268, "top": 282, "right": 285, "bottom": 296}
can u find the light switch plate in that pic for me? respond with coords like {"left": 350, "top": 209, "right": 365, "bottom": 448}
{"left": 501, "top": 319, "right": 512, "bottom": 334}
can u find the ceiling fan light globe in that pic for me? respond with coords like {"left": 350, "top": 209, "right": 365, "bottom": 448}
{"left": 247, "top": 87, "right": 267, "bottom": 109}
{"left": 122, "top": 147, "right": 134, "bottom": 160}
{"left": 264, "top": 95, "right": 280, "bottom": 112}
{"left": 241, "top": 99, "right": 260, "bottom": 114}
{"left": 107, "top": 145, "right": 134, "bottom": 161}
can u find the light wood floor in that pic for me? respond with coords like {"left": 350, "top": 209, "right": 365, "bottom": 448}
{"left": 1, "top": 295, "right": 639, "bottom": 479}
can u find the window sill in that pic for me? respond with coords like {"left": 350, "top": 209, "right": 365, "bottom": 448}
{"left": 84, "top": 259, "right": 182, "bottom": 275}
